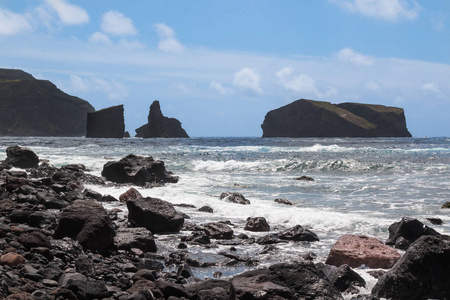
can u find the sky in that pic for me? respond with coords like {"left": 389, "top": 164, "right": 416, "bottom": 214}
{"left": 0, "top": 0, "right": 449, "bottom": 137}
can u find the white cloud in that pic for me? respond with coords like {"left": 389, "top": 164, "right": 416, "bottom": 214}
{"left": 89, "top": 32, "right": 113, "bottom": 45}
{"left": 365, "top": 81, "right": 382, "bottom": 92}
{"left": 233, "top": 68, "right": 263, "bottom": 96}
{"left": 421, "top": 82, "right": 444, "bottom": 98}
{"left": 69, "top": 75, "right": 128, "bottom": 101}
{"left": 330, "top": 0, "right": 419, "bottom": 21}
{"left": 45, "top": 0, "right": 89, "bottom": 25}
{"left": 337, "top": 48, "right": 375, "bottom": 66}
{"left": 101, "top": 10, "right": 137, "bottom": 36}
{"left": 70, "top": 75, "right": 90, "bottom": 93}
{"left": 153, "top": 23, "right": 184, "bottom": 53}
{"left": 276, "top": 67, "right": 338, "bottom": 99}
{"left": 0, "top": 8, "right": 32, "bottom": 35}
{"left": 210, "top": 80, "right": 233, "bottom": 95}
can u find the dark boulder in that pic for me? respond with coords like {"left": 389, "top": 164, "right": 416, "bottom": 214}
{"left": 185, "top": 280, "right": 231, "bottom": 300}
{"left": 53, "top": 200, "right": 115, "bottom": 254}
{"left": 204, "top": 222, "right": 234, "bottom": 240}
{"left": 274, "top": 198, "right": 293, "bottom": 205}
{"left": 127, "top": 197, "right": 184, "bottom": 234}
{"left": 114, "top": 227, "right": 157, "bottom": 253}
{"left": 86, "top": 105, "right": 126, "bottom": 138}
{"left": 385, "top": 217, "right": 440, "bottom": 250}
{"left": 102, "top": 154, "right": 178, "bottom": 186}
{"left": 244, "top": 217, "right": 270, "bottom": 232}
{"left": 18, "top": 231, "right": 52, "bottom": 250}
{"left": 372, "top": 235, "right": 450, "bottom": 300}
{"left": 230, "top": 262, "right": 343, "bottom": 299}
{"left": 261, "top": 99, "right": 411, "bottom": 138}
{"left": 278, "top": 225, "right": 319, "bottom": 242}
{"left": 119, "top": 187, "right": 143, "bottom": 202}
{"left": 5, "top": 146, "right": 39, "bottom": 168}
{"left": 135, "top": 100, "right": 189, "bottom": 138}
{"left": 0, "top": 69, "right": 95, "bottom": 137}
{"left": 219, "top": 192, "right": 250, "bottom": 205}
{"left": 317, "top": 263, "right": 366, "bottom": 292}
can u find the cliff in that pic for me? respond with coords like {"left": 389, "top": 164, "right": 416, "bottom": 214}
{"left": 261, "top": 99, "right": 411, "bottom": 138}
{"left": 0, "top": 68, "right": 95, "bottom": 136}
{"left": 135, "top": 100, "right": 189, "bottom": 138}
{"left": 86, "top": 105, "right": 125, "bottom": 138}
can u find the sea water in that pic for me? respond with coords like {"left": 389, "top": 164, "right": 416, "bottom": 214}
{"left": 1, "top": 136, "right": 449, "bottom": 295}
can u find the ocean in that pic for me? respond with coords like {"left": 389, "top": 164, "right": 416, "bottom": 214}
{"left": 1, "top": 136, "right": 449, "bottom": 295}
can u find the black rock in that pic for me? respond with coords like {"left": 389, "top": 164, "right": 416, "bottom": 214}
{"left": 102, "top": 154, "right": 178, "bottom": 186}
{"left": 278, "top": 225, "right": 319, "bottom": 242}
{"left": 114, "top": 227, "right": 157, "bottom": 253}
{"left": 317, "top": 263, "right": 366, "bottom": 292}
{"left": 127, "top": 197, "right": 184, "bottom": 234}
{"left": 5, "top": 146, "right": 39, "bottom": 168}
{"left": 204, "top": 222, "right": 234, "bottom": 240}
{"left": 385, "top": 217, "right": 440, "bottom": 250}
{"left": 86, "top": 104, "right": 125, "bottom": 138}
{"left": 198, "top": 206, "right": 213, "bottom": 213}
{"left": 244, "top": 217, "right": 270, "bottom": 232}
{"left": 219, "top": 192, "right": 250, "bottom": 205}
{"left": 372, "top": 235, "right": 450, "bottom": 300}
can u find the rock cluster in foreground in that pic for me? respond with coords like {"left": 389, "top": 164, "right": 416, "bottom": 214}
{"left": 135, "top": 100, "right": 189, "bottom": 138}
{"left": 1, "top": 145, "right": 448, "bottom": 299}
{"left": 261, "top": 99, "right": 412, "bottom": 137}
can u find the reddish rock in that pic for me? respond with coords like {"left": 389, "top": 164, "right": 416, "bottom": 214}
{"left": 119, "top": 187, "right": 143, "bottom": 202}
{"left": 0, "top": 252, "right": 26, "bottom": 267}
{"left": 325, "top": 234, "right": 401, "bottom": 269}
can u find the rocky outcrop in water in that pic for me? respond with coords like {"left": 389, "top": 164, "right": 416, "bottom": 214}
{"left": 385, "top": 217, "right": 440, "bottom": 250}
{"left": 135, "top": 100, "right": 189, "bottom": 138}
{"left": 86, "top": 105, "right": 125, "bottom": 138}
{"left": 0, "top": 68, "right": 94, "bottom": 136}
{"left": 261, "top": 99, "right": 412, "bottom": 137}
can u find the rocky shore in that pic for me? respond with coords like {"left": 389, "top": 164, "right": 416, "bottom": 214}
{"left": 0, "top": 146, "right": 449, "bottom": 299}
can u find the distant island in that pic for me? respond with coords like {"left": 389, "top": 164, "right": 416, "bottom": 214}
{"left": 0, "top": 68, "right": 94, "bottom": 137}
{"left": 261, "top": 99, "right": 411, "bottom": 138}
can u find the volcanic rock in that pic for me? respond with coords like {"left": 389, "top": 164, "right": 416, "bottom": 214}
{"left": 261, "top": 99, "right": 411, "bottom": 137}
{"left": 0, "top": 252, "right": 26, "bottom": 267}
{"left": 119, "top": 187, "right": 143, "bottom": 202}
{"left": 102, "top": 154, "right": 178, "bottom": 186}
{"left": 4, "top": 146, "right": 39, "bottom": 168}
{"left": 317, "top": 263, "right": 366, "bottom": 292}
{"left": 135, "top": 100, "right": 189, "bottom": 138}
{"left": 326, "top": 234, "right": 401, "bottom": 269}
{"left": 86, "top": 105, "right": 126, "bottom": 138}
{"left": 53, "top": 199, "right": 115, "bottom": 254}
{"left": 127, "top": 197, "right": 184, "bottom": 234}
{"left": 244, "top": 217, "right": 270, "bottom": 232}
{"left": 278, "top": 225, "right": 319, "bottom": 242}
{"left": 114, "top": 227, "right": 157, "bottom": 253}
{"left": 385, "top": 217, "right": 440, "bottom": 250}
{"left": 0, "top": 68, "right": 94, "bottom": 136}
{"left": 372, "top": 235, "right": 450, "bottom": 300}
{"left": 204, "top": 222, "right": 234, "bottom": 239}
{"left": 219, "top": 192, "right": 250, "bottom": 205}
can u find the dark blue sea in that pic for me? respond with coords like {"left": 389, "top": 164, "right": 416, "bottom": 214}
{"left": 1, "top": 136, "right": 449, "bottom": 294}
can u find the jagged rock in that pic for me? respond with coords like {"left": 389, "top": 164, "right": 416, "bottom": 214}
{"left": 274, "top": 198, "right": 293, "bottom": 205}
{"left": 135, "top": 100, "right": 189, "bottom": 138}
{"left": 385, "top": 217, "right": 440, "bottom": 250}
{"left": 53, "top": 200, "right": 115, "bottom": 254}
{"left": 244, "top": 217, "right": 270, "bottom": 232}
{"left": 127, "top": 197, "right": 184, "bottom": 234}
{"left": 326, "top": 234, "right": 401, "bottom": 269}
{"left": 372, "top": 235, "right": 450, "bottom": 300}
{"left": 219, "top": 192, "right": 250, "bottom": 205}
{"left": 278, "top": 225, "right": 319, "bottom": 242}
{"left": 261, "top": 99, "right": 411, "bottom": 137}
{"left": 317, "top": 263, "right": 366, "bottom": 292}
{"left": 4, "top": 146, "right": 39, "bottom": 168}
{"left": 86, "top": 105, "right": 126, "bottom": 138}
{"left": 0, "top": 68, "right": 94, "bottom": 136}
{"left": 102, "top": 154, "right": 178, "bottom": 186}
{"left": 204, "top": 222, "right": 234, "bottom": 239}
{"left": 294, "top": 175, "right": 314, "bottom": 181}
{"left": 119, "top": 187, "right": 143, "bottom": 202}
{"left": 230, "top": 262, "right": 343, "bottom": 299}
{"left": 114, "top": 227, "right": 157, "bottom": 253}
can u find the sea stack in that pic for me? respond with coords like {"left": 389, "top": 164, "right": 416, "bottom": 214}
{"left": 0, "top": 68, "right": 94, "bottom": 136}
{"left": 86, "top": 105, "right": 126, "bottom": 138}
{"left": 135, "top": 100, "right": 189, "bottom": 138}
{"left": 261, "top": 99, "right": 411, "bottom": 138}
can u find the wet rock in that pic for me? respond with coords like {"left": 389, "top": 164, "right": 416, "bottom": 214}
{"left": 326, "top": 234, "right": 401, "bottom": 269}
{"left": 127, "top": 197, "right": 184, "bottom": 234}
{"left": 317, "top": 263, "right": 366, "bottom": 292}
{"left": 18, "top": 231, "right": 52, "bottom": 249}
{"left": 102, "top": 154, "right": 178, "bottom": 186}
{"left": 120, "top": 187, "right": 143, "bottom": 202}
{"left": 294, "top": 175, "right": 314, "bottom": 181}
{"left": 5, "top": 146, "right": 39, "bottom": 169}
{"left": 244, "top": 217, "right": 270, "bottom": 232}
{"left": 279, "top": 225, "right": 319, "bottom": 242}
{"left": 385, "top": 217, "right": 440, "bottom": 250}
{"left": 185, "top": 280, "right": 231, "bottom": 300}
{"left": 219, "top": 192, "right": 250, "bottom": 205}
{"left": 427, "top": 217, "right": 443, "bottom": 225}
{"left": 230, "top": 262, "right": 342, "bottom": 299}
{"left": 0, "top": 252, "right": 26, "bottom": 267}
{"left": 274, "top": 198, "right": 293, "bottom": 205}
{"left": 53, "top": 199, "right": 115, "bottom": 254}
{"left": 115, "top": 227, "right": 157, "bottom": 253}
{"left": 155, "top": 281, "right": 191, "bottom": 299}
{"left": 441, "top": 201, "right": 450, "bottom": 209}
{"left": 100, "top": 194, "right": 118, "bottom": 202}
{"left": 82, "top": 188, "right": 102, "bottom": 201}
{"left": 36, "top": 190, "right": 68, "bottom": 209}
{"left": 204, "top": 222, "right": 234, "bottom": 240}
{"left": 372, "top": 235, "right": 450, "bottom": 300}
{"left": 198, "top": 206, "right": 213, "bottom": 213}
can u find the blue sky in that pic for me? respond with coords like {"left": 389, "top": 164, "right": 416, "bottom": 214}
{"left": 0, "top": 0, "right": 449, "bottom": 137}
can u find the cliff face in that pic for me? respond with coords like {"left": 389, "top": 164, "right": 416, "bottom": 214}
{"left": 261, "top": 99, "right": 411, "bottom": 138}
{"left": 135, "top": 100, "right": 189, "bottom": 138}
{"left": 0, "top": 69, "right": 95, "bottom": 137}
{"left": 86, "top": 105, "right": 125, "bottom": 138}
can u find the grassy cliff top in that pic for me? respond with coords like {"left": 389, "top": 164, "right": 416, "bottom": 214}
{"left": 0, "top": 69, "right": 35, "bottom": 82}
{"left": 339, "top": 102, "right": 404, "bottom": 114}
